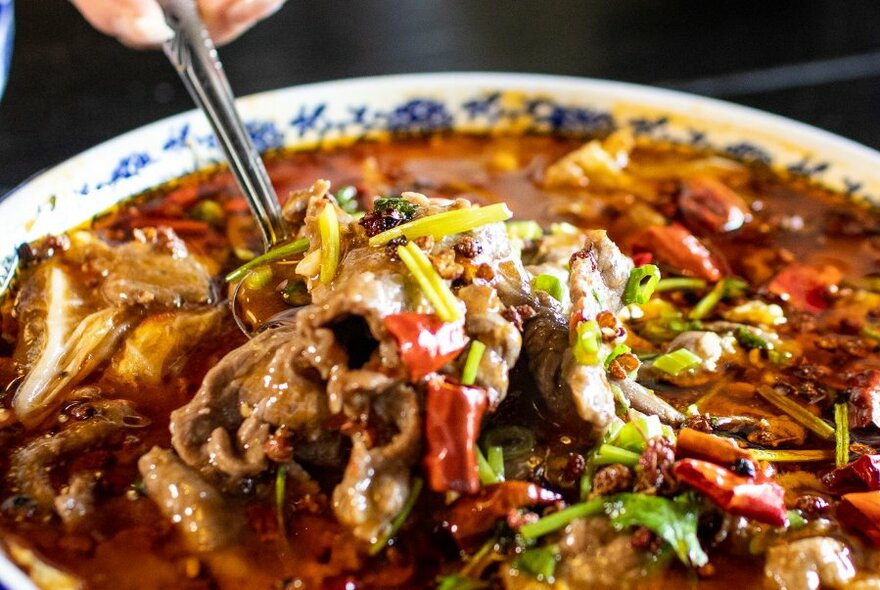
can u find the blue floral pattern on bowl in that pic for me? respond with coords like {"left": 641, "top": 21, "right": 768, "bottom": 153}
{"left": 3, "top": 73, "right": 880, "bottom": 303}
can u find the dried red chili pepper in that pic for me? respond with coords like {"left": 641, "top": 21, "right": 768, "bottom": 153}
{"left": 446, "top": 481, "right": 560, "bottom": 549}
{"left": 845, "top": 370, "right": 880, "bottom": 430}
{"left": 673, "top": 458, "right": 787, "bottom": 526}
{"left": 838, "top": 492, "right": 880, "bottom": 545}
{"left": 767, "top": 263, "right": 842, "bottom": 313}
{"left": 679, "top": 176, "right": 749, "bottom": 234}
{"left": 384, "top": 312, "right": 469, "bottom": 381}
{"left": 424, "top": 377, "right": 487, "bottom": 494}
{"left": 630, "top": 223, "right": 723, "bottom": 282}
{"left": 676, "top": 428, "right": 757, "bottom": 472}
{"left": 824, "top": 455, "right": 880, "bottom": 493}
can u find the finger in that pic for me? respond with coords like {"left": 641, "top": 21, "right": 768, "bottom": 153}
{"left": 199, "top": 0, "right": 286, "bottom": 45}
{"left": 70, "top": 0, "right": 173, "bottom": 48}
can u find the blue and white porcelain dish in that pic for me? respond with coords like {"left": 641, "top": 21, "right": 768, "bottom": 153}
{"left": 0, "top": 0, "right": 12, "bottom": 99}
{"left": 1, "top": 71, "right": 880, "bottom": 588}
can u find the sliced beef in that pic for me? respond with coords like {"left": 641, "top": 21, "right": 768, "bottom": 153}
{"left": 455, "top": 284, "right": 522, "bottom": 408}
{"left": 170, "top": 322, "right": 329, "bottom": 480}
{"left": 523, "top": 292, "right": 573, "bottom": 417}
{"left": 521, "top": 231, "right": 635, "bottom": 435}
{"left": 9, "top": 400, "right": 149, "bottom": 514}
{"left": 764, "top": 537, "right": 855, "bottom": 590}
{"left": 138, "top": 447, "right": 243, "bottom": 552}
{"left": 99, "top": 229, "right": 215, "bottom": 308}
{"left": 561, "top": 231, "right": 634, "bottom": 435}
{"left": 332, "top": 384, "right": 421, "bottom": 542}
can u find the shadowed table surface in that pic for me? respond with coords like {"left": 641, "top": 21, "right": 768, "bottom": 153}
{"left": 1, "top": 0, "right": 879, "bottom": 192}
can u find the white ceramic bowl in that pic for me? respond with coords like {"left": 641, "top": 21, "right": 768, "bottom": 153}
{"left": 2, "top": 72, "right": 880, "bottom": 588}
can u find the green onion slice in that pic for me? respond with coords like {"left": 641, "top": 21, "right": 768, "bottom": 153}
{"left": 506, "top": 220, "right": 544, "bottom": 240}
{"left": 483, "top": 426, "right": 535, "bottom": 460}
{"left": 243, "top": 265, "right": 273, "bottom": 290}
{"left": 604, "top": 344, "right": 632, "bottom": 370}
{"left": 573, "top": 320, "right": 601, "bottom": 365}
{"left": 397, "top": 242, "right": 462, "bottom": 322}
{"left": 487, "top": 446, "right": 505, "bottom": 481}
{"left": 654, "top": 277, "right": 707, "bottom": 292}
{"left": 756, "top": 385, "right": 834, "bottom": 440}
{"left": 318, "top": 203, "right": 341, "bottom": 284}
{"left": 519, "top": 498, "right": 605, "bottom": 539}
{"left": 369, "top": 477, "right": 424, "bottom": 555}
{"left": 835, "top": 402, "right": 850, "bottom": 468}
{"left": 623, "top": 264, "right": 661, "bottom": 305}
{"left": 275, "top": 464, "right": 287, "bottom": 532}
{"left": 475, "top": 446, "right": 502, "bottom": 485}
{"left": 862, "top": 325, "right": 880, "bottom": 341}
{"left": 750, "top": 449, "right": 835, "bottom": 462}
{"left": 689, "top": 277, "right": 748, "bottom": 320}
{"left": 461, "top": 341, "right": 486, "bottom": 386}
{"left": 533, "top": 273, "right": 565, "bottom": 302}
{"left": 593, "top": 444, "right": 641, "bottom": 467}
{"left": 512, "top": 545, "right": 559, "bottom": 580}
{"left": 369, "top": 203, "right": 513, "bottom": 246}
{"left": 652, "top": 348, "right": 701, "bottom": 376}
{"left": 225, "top": 237, "right": 310, "bottom": 283}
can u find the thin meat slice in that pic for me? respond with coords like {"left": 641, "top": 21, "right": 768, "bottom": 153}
{"left": 138, "top": 447, "right": 243, "bottom": 552}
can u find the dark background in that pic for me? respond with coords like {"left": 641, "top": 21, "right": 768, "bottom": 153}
{"left": 2, "top": 0, "right": 880, "bottom": 194}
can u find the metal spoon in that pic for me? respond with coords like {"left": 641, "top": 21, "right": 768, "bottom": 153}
{"left": 157, "top": 0, "right": 288, "bottom": 250}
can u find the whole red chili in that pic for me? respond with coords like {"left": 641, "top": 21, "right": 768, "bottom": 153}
{"left": 630, "top": 223, "right": 724, "bottom": 282}
{"left": 445, "top": 481, "right": 560, "bottom": 549}
{"left": 423, "top": 377, "right": 487, "bottom": 494}
{"left": 384, "top": 312, "right": 469, "bottom": 381}
{"left": 767, "top": 263, "right": 842, "bottom": 313}
{"left": 824, "top": 455, "right": 880, "bottom": 493}
{"left": 673, "top": 458, "right": 787, "bottom": 526}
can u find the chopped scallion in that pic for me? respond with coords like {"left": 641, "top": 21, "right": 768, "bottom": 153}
{"left": 318, "top": 203, "right": 341, "bottom": 284}
{"left": 512, "top": 545, "right": 559, "bottom": 580}
{"left": 750, "top": 449, "right": 835, "bottom": 462}
{"left": 461, "top": 341, "right": 486, "bottom": 386}
{"left": 369, "top": 477, "right": 424, "bottom": 555}
{"left": 604, "top": 344, "right": 632, "bottom": 370}
{"left": 654, "top": 277, "right": 707, "bottom": 292}
{"left": 335, "top": 185, "right": 360, "bottom": 214}
{"left": 397, "top": 242, "right": 462, "bottom": 322}
{"left": 475, "top": 446, "right": 502, "bottom": 485}
{"left": 519, "top": 498, "right": 605, "bottom": 539}
{"left": 506, "top": 220, "right": 543, "bottom": 240}
{"left": 863, "top": 325, "right": 880, "bottom": 341}
{"left": 533, "top": 273, "right": 564, "bottom": 302}
{"left": 593, "top": 444, "right": 641, "bottom": 467}
{"left": 787, "top": 509, "right": 806, "bottom": 529}
{"left": 734, "top": 326, "right": 770, "bottom": 350}
{"left": 436, "top": 574, "right": 489, "bottom": 590}
{"left": 369, "top": 203, "right": 513, "bottom": 246}
{"left": 572, "top": 320, "right": 601, "bottom": 365}
{"left": 243, "top": 265, "right": 273, "bottom": 290}
{"left": 483, "top": 426, "right": 535, "bottom": 460}
{"left": 487, "top": 446, "right": 505, "bottom": 481}
{"left": 755, "top": 385, "right": 834, "bottom": 440}
{"left": 689, "top": 277, "right": 748, "bottom": 320}
{"left": 623, "top": 264, "right": 661, "bottom": 305}
{"left": 275, "top": 464, "right": 287, "bottom": 532}
{"left": 652, "top": 348, "right": 701, "bottom": 377}
{"left": 835, "top": 402, "right": 850, "bottom": 468}
{"left": 225, "top": 237, "right": 310, "bottom": 283}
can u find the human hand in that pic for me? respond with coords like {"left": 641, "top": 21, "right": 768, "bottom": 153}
{"left": 70, "top": 0, "right": 286, "bottom": 48}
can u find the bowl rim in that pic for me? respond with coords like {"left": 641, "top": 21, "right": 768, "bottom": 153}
{"left": 4, "top": 71, "right": 880, "bottom": 205}
{"left": 2, "top": 71, "right": 880, "bottom": 590}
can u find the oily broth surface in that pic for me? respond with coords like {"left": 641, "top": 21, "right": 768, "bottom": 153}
{"left": 0, "top": 134, "right": 874, "bottom": 589}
